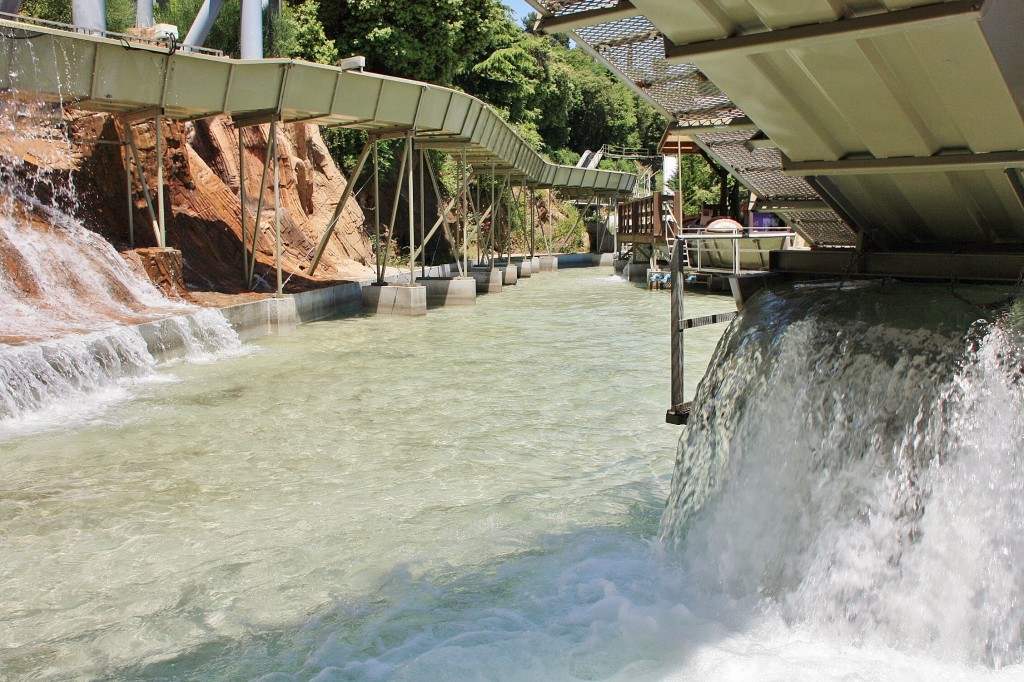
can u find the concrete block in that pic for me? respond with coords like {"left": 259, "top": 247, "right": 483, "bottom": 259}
{"left": 361, "top": 284, "right": 427, "bottom": 316}
{"left": 538, "top": 255, "right": 559, "bottom": 272}
{"left": 593, "top": 253, "right": 614, "bottom": 266}
{"left": 501, "top": 263, "right": 518, "bottom": 285}
{"left": 220, "top": 299, "right": 272, "bottom": 340}
{"left": 613, "top": 258, "right": 628, "bottom": 274}
{"left": 515, "top": 259, "right": 532, "bottom": 278}
{"left": 531, "top": 256, "right": 541, "bottom": 272}
{"left": 623, "top": 262, "right": 649, "bottom": 282}
{"left": 421, "top": 277, "right": 476, "bottom": 307}
{"left": 468, "top": 268, "right": 503, "bottom": 294}
{"left": 553, "top": 253, "right": 592, "bottom": 268}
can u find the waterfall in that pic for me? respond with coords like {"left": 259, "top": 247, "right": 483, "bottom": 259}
{"left": 0, "top": 205, "right": 244, "bottom": 424}
{"left": 660, "top": 281, "right": 1024, "bottom": 667}
{"left": 0, "top": 68, "right": 245, "bottom": 425}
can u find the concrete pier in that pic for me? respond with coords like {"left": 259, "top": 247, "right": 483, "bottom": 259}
{"left": 361, "top": 284, "right": 427, "bottom": 316}
{"left": 421, "top": 276, "right": 477, "bottom": 307}
{"left": 515, "top": 259, "right": 532, "bottom": 278}
{"left": 623, "top": 261, "right": 649, "bottom": 282}
{"left": 538, "top": 255, "right": 559, "bottom": 272}
{"left": 531, "top": 256, "right": 541, "bottom": 272}
{"left": 468, "top": 267, "right": 503, "bottom": 294}
{"left": 500, "top": 263, "right": 518, "bottom": 285}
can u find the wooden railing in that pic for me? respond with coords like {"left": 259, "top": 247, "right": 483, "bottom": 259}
{"left": 617, "top": 192, "right": 681, "bottom": 242}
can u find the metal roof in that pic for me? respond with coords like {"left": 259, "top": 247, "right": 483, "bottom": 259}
{"left": 534, "top": 0, "right": 1024, "bottom": 251}
{"left": 0, "top": 18, "right": 634, "bottom": 198}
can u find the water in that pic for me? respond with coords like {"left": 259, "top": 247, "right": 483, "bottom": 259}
{"left": 661, "top": 280, "right": 1024, "bottom": 678}
{"left": 3, "top": 271, "right": 1021, "bottom": 680}
{"left": 0, "top": 270, "right": 731, "bottom": 680}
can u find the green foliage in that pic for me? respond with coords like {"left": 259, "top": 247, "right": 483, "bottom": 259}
{"left": 553, "top": 201, "right": 584, "bottom": 253}
{"left": 154, "top": 0, "right": 241, "bottom": 55}
{"left": 271, "top": 0, "right": 337, "bottom": 63}
{"left": 318, "top": 0, "right": 502, "bottom": 86}
{"left": 19, "top": 0, "right": 70, "bottom": 23}
{"left": 670, "top": 155, "right": 721, "bottom": 217}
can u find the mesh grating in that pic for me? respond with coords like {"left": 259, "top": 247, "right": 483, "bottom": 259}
{"left": 544, "top": 0, "right": 622, "bottom": 16}
{"left": 576, "top": 17, "right": 740, "bottom": 122}
{"left": 554, "top": 2, "right": 857, "bottom": 246}
{"left": 707, "top": 143, "right": 782, "bottom": 173}
{"left": 695, "top": 130, "right": 757, "bottom": 145}
{"left": 782, "top": 211, "right": 856, "bottom": 246}
{"left": 741, "top": 171, "right": 819, "bottom": 199}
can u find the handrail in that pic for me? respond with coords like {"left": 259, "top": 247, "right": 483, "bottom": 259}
{"left": 0, "top": 17, "right": 634, "bottom": 197}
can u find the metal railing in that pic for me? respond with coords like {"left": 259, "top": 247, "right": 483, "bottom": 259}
{"left": 0, "top": 11, "right": 223, "bottom": 56}
{"left": 616, "top": 192, "right": 680, "bottom": 241}
{"left": 680, "top": 231, "right": 795, "bottom": 275}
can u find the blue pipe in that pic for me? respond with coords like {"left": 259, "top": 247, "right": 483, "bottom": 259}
{"left": 182, "top": 0, "right": 224, "bottom": 49}
{"left": 136, "top": 0, "right": 154, "bottom": 28}
{"left": 72, "top": 0, "right": 105, "bottom": 32}
{"left": 239, "top": 0, "right": 263, "bottom": 59}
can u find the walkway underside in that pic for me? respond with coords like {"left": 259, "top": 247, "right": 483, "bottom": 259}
{"left": 0, "top": 18, "right": 634, "bottom": 198}
{"left": 535, "top": 0, "right": 1024, "bottom": 278}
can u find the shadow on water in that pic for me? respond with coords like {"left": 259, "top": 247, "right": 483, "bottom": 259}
{"left": 109, "top": 523, "right": 742, "bottom": 682}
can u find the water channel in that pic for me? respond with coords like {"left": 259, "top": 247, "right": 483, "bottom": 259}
{"left": 4, "top": 269, "right": 1024, "bottom": 681}
{"left": 1, "top": 269, "right": 730, "bottom": 680}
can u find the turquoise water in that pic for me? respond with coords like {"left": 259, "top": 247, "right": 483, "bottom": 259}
{"left": 0, "top": 269, "right": 733, "bottom": 680}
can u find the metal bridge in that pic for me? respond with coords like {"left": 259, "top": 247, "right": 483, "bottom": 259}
{"left": 0, "top": 14, "right": 635, "bottom": 293}
{"left": 533, "top": 0, "right": 1024, "bottom": 282}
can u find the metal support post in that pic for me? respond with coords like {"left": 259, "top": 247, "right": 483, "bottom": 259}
{"left": 407, "top": 133, "right": 416, "bottom": 285}
{"left": 373, "top": 140, "right": 382, "bottom": 283}
{"left": 240, "top": 0, "right": 263, "bottom": 59}
{"left": 155, "top": 111, "right": 166, "bottom": 248}
{"left": 461, "top": 147, "right": 469, "bottom": 274}
{"left": 119, "top": 135, "right": 135, "bottom": 248}
{"left": 121, "top": 119, "right": 159, "bottom": 245}
{"left": 381, "top": 135, "right": 411, "bottom": 280}
{"left": 272, "top": 120, "right": 282, "bottom": 296}
{"left": 545, "top": 190, "right": 553, "bottom": 256}
{"left": 424, "top": 149, "right": 463, "bottom": 277}
{"left": 183, "top": 0, "right": 225, "bottom": 49}
{"left": 418, "top": 147, "right": 426, "bottom": 277}
{"left": 245, "top": 122, "right": 276, "bottom": 287}
{"left": 308, "top": 138, "right": 373, "bottom": 275}
{"left": 668, "top": 243, "right": 688, "bottom": 424}
{"left": 136, "top": 0, "right": 154, "bottom": 27}
{"left": 238, "top": 126, "right": 247, "bottom": 284}
{"left": 530, "top": 185, "right": 536, "bottom": 258}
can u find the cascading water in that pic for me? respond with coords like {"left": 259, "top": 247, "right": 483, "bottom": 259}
{"left": 0, "top": 71, "right": 243, "bottom": 426}
{"left": 660, "top": 280, "right": 1024, "bottom": 669}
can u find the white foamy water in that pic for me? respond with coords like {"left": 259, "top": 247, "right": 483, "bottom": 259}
{"left": 662, "top": 281, "right": 1024, "bottom": 678}
{"left": 2, "top": 271, "right": 1019, "bottom": 681}
{"left": 0, "top": 208, "right": 191, "bottom": 340}
{"left": 0, "top": 203, "right": 244, "bottom": 428}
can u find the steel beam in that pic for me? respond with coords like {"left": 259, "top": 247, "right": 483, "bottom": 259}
{"left": 772, "top": 249, "right": 1024, "bottom": 283}
{"left": 307, "top": 139, "right": 373, "bottom": 275}
{"left": 537, "top": 1, "right": 639, "bottom": 34}
{"left": 754, "top": 199, "right": 830, "bottom": 212}
{"left": 782, "top": 151, "right": 1024, "bottom": 176}
{"left": 240, "top": 0, "right": 263, "bottom": 60}
{"left": 183, "top": 0, "right": 224, "bottom": 49}
{"left": 664, "top": 1, "right": 981, "bottom": 64}
{"left": 72, "top": 0, "right": 105, "bottom": 32}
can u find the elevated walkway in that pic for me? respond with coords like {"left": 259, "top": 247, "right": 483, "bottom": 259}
{"left": 0, "top": 16, "right": 634, "bottom": 199}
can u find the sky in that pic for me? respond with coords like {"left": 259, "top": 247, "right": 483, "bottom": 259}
{"left": 503, "top": 0, "right": 537, "bottom": 24}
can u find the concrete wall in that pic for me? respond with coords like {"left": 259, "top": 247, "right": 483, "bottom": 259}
{"left": 219, "top": 280, "right": 363, "bottom": 339}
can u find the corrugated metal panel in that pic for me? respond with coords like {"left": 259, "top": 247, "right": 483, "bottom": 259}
{"left": 535, "top": 0, "right": 1024, "bottom": 252}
